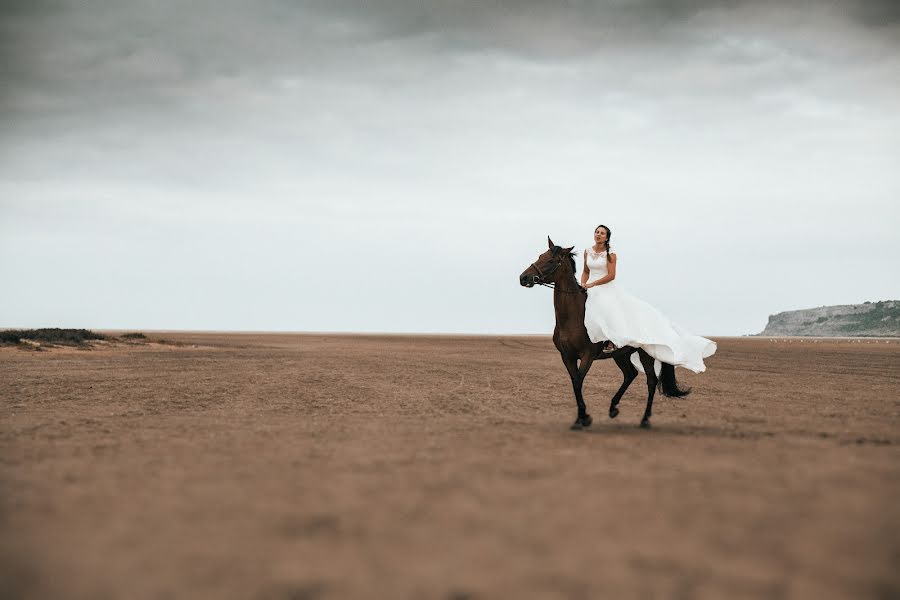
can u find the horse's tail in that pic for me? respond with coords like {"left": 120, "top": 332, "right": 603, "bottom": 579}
{"left": 658, "top": 362, "right": 691, "bottom": 398}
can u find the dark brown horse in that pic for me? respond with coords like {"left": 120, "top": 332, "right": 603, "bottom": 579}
{"left": 519, "top": 237, "right": 689, "bottom": 429}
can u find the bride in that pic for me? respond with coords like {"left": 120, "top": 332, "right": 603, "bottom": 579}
{"left": 582, "top": 224, "right": 716, "bottom": 373}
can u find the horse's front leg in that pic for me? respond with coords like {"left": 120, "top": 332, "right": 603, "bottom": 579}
{"left": 562, "top": 352, "right": 594, "bottom": 430}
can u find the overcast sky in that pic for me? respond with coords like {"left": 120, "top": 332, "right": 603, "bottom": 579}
{"left": 1, "top": 0, "right": 898, "bottom": 335}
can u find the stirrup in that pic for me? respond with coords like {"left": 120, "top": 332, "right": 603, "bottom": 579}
{"left": 602, "top": 342, "right": 617, "bottom": 354}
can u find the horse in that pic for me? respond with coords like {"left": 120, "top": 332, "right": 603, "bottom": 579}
{"left": 519, "top": 237, "right": 690, "bottom": 429}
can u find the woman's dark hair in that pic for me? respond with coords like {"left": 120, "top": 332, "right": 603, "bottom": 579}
{"left": 595, "top": 224, "right": 612, "bottom": 262}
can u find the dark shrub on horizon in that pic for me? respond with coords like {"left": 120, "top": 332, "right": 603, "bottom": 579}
{"left": 0, "top": 330, "right": 21, "bottom": 344}
{"left": 0, "top": 328, "right": 107, "bottom": 346}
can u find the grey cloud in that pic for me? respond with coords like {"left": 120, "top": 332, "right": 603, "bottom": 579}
{"left": 848, "top": 0, "right": 900, "bottom": 26}
{"left": 300, "top": 0, "right": 900, "bottom": 54}
{"left": 1, "top": 1, "right": 894, "bottom": 108}
{"left": 6, "top": 0, "right": 898, "bottom": 95}
{"left": 3, "top": 0, "right": 898, "bottom": 174}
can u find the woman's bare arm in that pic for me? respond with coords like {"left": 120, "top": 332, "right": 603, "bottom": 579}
{"left": 580, "top": 250, "right": 589, "bottom": 287}
{"left": 585, "top": 253, "right": 617, "bottom": 287}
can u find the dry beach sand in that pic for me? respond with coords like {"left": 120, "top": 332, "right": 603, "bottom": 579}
{"left": 1, "top": 334, "right": 898, "bottom": 599}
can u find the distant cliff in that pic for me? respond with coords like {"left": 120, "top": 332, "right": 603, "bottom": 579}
{"left": 758, "top": 301, "right": 900, "bottom": 337}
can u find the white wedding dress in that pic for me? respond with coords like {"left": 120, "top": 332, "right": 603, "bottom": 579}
{"left": 583, "top": 249, "right": 716, "bottom": 374}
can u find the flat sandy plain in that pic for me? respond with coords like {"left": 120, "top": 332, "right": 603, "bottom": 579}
{"left": 1, "top": 333, "right": 898, "bottom": 600}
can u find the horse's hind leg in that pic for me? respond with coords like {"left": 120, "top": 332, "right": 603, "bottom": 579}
{"left": 637, "top": 349, "right": 658, "bottom": 429}
{"left": 609, "top": 351, "right": 639, "bottom": 419}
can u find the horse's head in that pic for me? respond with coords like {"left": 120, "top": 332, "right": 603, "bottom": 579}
{"left": 520, "top": 237, "right": 575, "bottom": 288}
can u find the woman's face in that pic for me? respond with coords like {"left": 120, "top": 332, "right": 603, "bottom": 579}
{"left": 594, "top": 227, "right": 608, "bottom": 245}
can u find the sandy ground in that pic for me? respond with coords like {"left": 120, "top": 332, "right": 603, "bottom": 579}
{"left": 1, "top": 334, "right": 898, "bottom": 600}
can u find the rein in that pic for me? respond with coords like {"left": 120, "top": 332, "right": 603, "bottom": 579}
{"left": 529, "top": 261, "right": 585, "bottom": 295}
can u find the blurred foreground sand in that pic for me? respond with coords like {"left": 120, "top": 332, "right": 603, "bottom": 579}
{"left": 1, "top": 334, "right": 898, "bottom": 599}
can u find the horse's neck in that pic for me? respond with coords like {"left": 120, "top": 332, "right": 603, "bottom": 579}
{"left": 553, "top": 271, "right": 584, "bottom": 323}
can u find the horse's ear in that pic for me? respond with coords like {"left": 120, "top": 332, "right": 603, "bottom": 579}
{"left": 564, "top": 245, "right": 574, "bottom": 253}
{"left": 547, "top": 236, "right": 554, "bottom": 249}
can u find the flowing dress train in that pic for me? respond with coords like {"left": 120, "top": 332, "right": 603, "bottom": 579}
{"left": 583, "top": 250, "right": 716, "bottom": 374}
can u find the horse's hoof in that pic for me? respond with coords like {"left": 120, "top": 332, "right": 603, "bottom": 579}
{"left": 570, "top": 415, "right": 592, "bottom": 430}
{"left": 640, "top": 419, "right": 651, "bottom": 429}
{"left": 609, "top": 407, "right": 619, "bottom": 419}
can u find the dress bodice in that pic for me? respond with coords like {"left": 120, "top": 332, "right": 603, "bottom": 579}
{"left": 585, "top": 250, "right": 609, "bottom": 283}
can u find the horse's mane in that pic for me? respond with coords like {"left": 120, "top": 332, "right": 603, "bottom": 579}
{"left": 552, "top": 246, "right": 577, "bottom": 274}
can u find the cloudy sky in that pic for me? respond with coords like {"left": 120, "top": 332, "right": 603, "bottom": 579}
{"left": 1, "top": 0, "right": 898, "bottom": 335}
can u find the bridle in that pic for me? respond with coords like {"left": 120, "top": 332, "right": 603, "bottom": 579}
{"left": 528, "top": 258, "right": 584, "bottom": 294}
